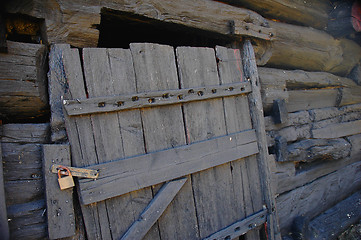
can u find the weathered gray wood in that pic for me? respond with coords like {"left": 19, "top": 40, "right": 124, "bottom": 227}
{"left": 274, "top": 136, "right": 288, "bottom": 162}
{"left": 79, "top": 130, "right": 258, "bottom": 205}
{"left": 242, "top": 39, "right": 281, "bottom": 240}
{"left": 312, "top": 119, "right": 361, "bottom": 139}
{"left": 43, "top": 144, "right": 75, "bottom": 239}
{"left": 339, "top": 87, "right": 361, "bottom": 107}
{"left": 277, "top": 161, "right": 361, "bottom": 234}
{"left": 216, "top": 45, "right": 263, "bottom": 239}
{"left": 130, "top": 42, "right": 197, "bottom": 239}
{"left": 203, "top": 209, "right": 267, "bottom": 240}
{"left": 217, "top": 0, "right": 331, "bottom": 30}
{"left": 0, "top": 142, "right": 9, "bottom": 240}
{"left": 7, "top": 200, "right": 46, "bottom": 240}
{"left": 177, "top": 46, "right": 237, "bottom": 238}
{"left": 60, "top": 46, "right": 111, "bottom": 240}
{"left": 0, "top": 41, "right": 48, "bottom": 121}
{"left": 267, "top": 124, "right": 311, "bottom": 147}
{"left": 63, "top": 81, "right": 251, "bottom": 116}
{"left": 272, "top": 99, "right": 288, "bottom": 124}
{"left": 1, "top": 123, "right": 49, "bottom": 143}
{"left": 48, "top": 44, "right": 72, "bottom": 143}
{"left": 287, "top": 89, "right": 339, "bottom": 113}
{"left": 121, "top": 178, "right": 187, "bottom": 240}
{"left": 308, "top": 191, "right": 361, "bottom": 240}
{"left": 287, "top": 138, "right": 351, "bottom": 163}
{"left": 5, "top": 0, "right": 273, "bottom": 48}
{"left": 267, "top": 21, "right": 361, "bottom": 76}
{"left": 265, "top": 111, "right": 311, "bottom": 132}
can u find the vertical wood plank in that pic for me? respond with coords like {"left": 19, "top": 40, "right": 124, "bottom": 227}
{"left": 60, "top": 46, "right": 110, "bottom": 240}
{"left": 102, "top": 48, "right": 153, "bottom": 239}
{"left": 241, "top": 40, "right": 281, "bottom": 240}
{"left": 0, "top": 141, "right": 10, "bottom": 240}
{"left": 43, "top": 144, "right": 75, "bottom": 239}
{"left": 216, "top": 46, "right": 263, "bottom": 240}
{"left": 176, "top": 46, "right": 235, "bottom": 238}
{"left": 130, "top": 43, "right": 199, "bottom": 240}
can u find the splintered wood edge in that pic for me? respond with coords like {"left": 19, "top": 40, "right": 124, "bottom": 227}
{"left": 51, "top": 164, "right": 99, "bottom": 179}
{"left": 63, "top": 81, "right": 251, "bottom": 116}
{"left": 203, "top": 209, "right": 267, "bottom": 240}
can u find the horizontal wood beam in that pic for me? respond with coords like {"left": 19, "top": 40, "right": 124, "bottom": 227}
{"left": 312, "top": 119, "right": 361, "bottom": 139}
{"left": 63, "top": 82, "right": 251, "bottom": 116}
{"left": 121, "top": 178, "right": 187, "bottom": 240}
{"left": 203, "top": 209, "right": 267, "bottom": 240}
{"left": 78, "top": 129, "right": 258, "bottom": 205}
{"left": 308, "top": 190, "right": 361, "bottom": 240}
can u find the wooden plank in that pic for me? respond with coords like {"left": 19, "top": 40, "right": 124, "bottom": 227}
{"left": 130, "top": 42, "right": 197, "bottom": 239}
{"left": 272, "top": 99, "right": 288, "bottom": 124}
{"left": 1, "top": 123, "right": 49, "bottom": 143}
{"left": 277, "top": 161, "right": 361, "bottom": 234}
{"left": 50, "top": 164, "right": 99, "bottom": 179}
{"left": 63, "top": 81, "right": 251, "bottom": 116}
{"left": 242, "top": 39, "right": 281, "bottom": 240}
{"left": 43, "top": 144, "right": 75, "bottom": 239}
{"left": 0, "top": 142, "right": 9, "bottom": 240}
{"left": 287, "top": 89, "right": 339, "bottom": 113}
{"left": 59, "top": 46, "right": 110, "bottom": 240}
{"left": 216, "top": 45, "right": 263, "bottom": 239}
{"left": 308, "top": 190, "right": 361, "bottom": 240}
{"left": 7, "top": 200, "right": 46, "bottom": 240}
{"left": 176, "top": 46, "right": 237, "bottom": 238}
{"left": 121, "top": 178, "right": 187, "bottom": 240}
{"left": 203, "top": 209, "right": 267, "bottom": 240}
{"left": 0, "top": 41, "right": 48, "bottom": 121}
{"left": 339, "top": 87, "right": 361, "bottom": 107}
{"left": 312, "top": 119, "right": 361, "bottom": 139}
{"left": 79, "top": 130, "right": 258, "bottom": 205}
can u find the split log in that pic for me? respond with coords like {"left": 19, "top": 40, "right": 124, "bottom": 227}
{"left": 266, "top": 21, "right": 361, "bottom": 76}
{"left": 217, "top": 0, "right": 331, "bottom": 30}
{"left": 265, "top": 111, "right": 311, "bottom": 132}
{"left": 308, "top": 191, "right": 361, "bottom": 240}
{"left": 0, "top": 41, "right": 49, "bottom": 122}
{"left": 267, "top": 125, "right": 311, "bottom": 146}
{"left": 309, "top": 103, "right": 361, "bottom": 122}
{"left": 5, "top": 0, "right": 274, "bottom": 48}
{"left": 287, "top": 138, "right": 351, "bottom": 163}
{"left": 276, "top": 161, "right": 361, "bottom": 234}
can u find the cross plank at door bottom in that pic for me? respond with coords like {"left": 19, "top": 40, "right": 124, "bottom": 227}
{"left": 78, "top": 129, "right": 258, "bottom": 205}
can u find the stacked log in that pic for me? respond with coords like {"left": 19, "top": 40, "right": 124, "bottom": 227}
{"left": 0, "top": 41, "right": 48, "bottom": 122}
{"left": 1, "top": 123, "right": 49, "bottom": 239}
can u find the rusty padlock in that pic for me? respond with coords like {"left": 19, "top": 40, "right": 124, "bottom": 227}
{"left": 57, "top": 166, "right": 75, "bottom": 190}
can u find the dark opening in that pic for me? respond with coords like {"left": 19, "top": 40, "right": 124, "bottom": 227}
{"left": 98, "top": 8, "right": 237, "bottom": 48}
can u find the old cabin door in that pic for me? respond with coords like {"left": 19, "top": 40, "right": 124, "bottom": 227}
{"left": 59, "top": 41, "right": 279, "bottom": 240}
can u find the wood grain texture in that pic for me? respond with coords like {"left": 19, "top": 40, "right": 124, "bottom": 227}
{"left": 121, "top": 178, "right": 187, "bottom": 240}
{"left": 0, "top": 41, "right": 48, "bottom": 121}
{"left": 79, "top": 130, "right": 258, "bottom": 204}
{"left": 216, "top": 45, "right": 263, "bottom": 239}
{"left": 312, "top": 119, "right": 361, "bottom": 139}
{"left": 1, "top": 123, "right": 49, "bottom": 143}
{"left": 5, "top": 0, "right": 273, "bottom": 48}
{"left": 43, "top": 144, "right": 75, "bottom": 239}
{"left": 308, "top": 190, "right": 361, "bottom": 240}
{"left": 242, "top": 39, "right": 281, "bottom": 240}
{"left": 130, "top": 42, "right": 197, "bottom": 240}
{"left": 217, "top": 0, "right": 331, "bottom": 30}
{"left": 0, "top": 142, "right": 9, "bottom": 240}
{"left": 277, "top": 161, "right": 361, "bottom": 234}
{"left": 177, "top": 46, "right": 236, "bottom": 239}
{"left": 63, "top": 82, "right": 251, "bottom": 116}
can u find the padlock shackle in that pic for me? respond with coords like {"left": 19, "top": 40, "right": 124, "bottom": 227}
{"left": 57, "top": 165, "right": 72, "bottom": 178}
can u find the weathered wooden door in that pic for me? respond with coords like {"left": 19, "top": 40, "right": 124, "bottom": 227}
{"left": 58, "top": 41, "right": 279, "bottom": 240}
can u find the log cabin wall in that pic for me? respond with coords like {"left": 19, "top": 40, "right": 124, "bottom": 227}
{"left": 1, "top": 0, "right": 361, "bottom": 239}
